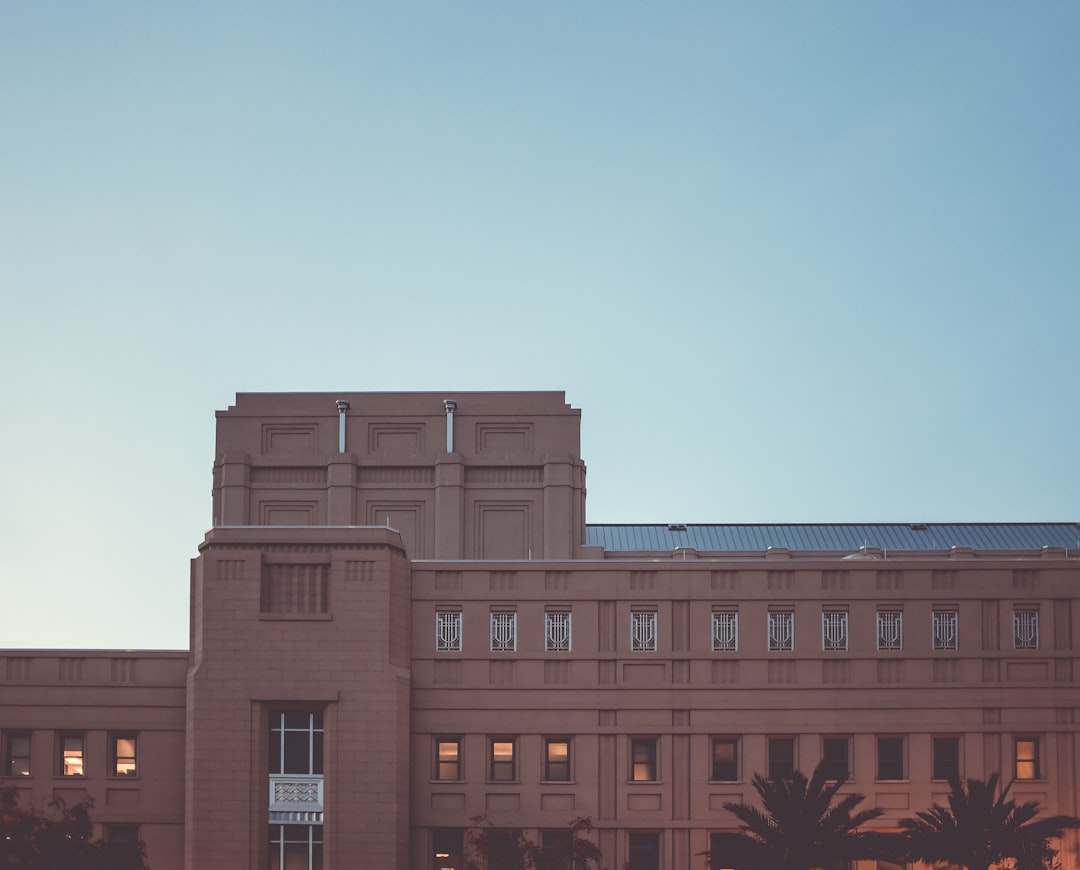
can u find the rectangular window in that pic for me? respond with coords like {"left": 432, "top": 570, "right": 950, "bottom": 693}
{"left": 631, "top": 610, "right": 657, "bottom": 652}
{"left": 631, "top": 738, "right": 658, "bottom": 782}
{"left": 877, "top": 610, "right": 903, "bottom": 651}
{"left": 711, "top": 737, "right": 738, "bottom": 781}
{"left": 822, "top": 737, "right": 850, "bottom": 780}
{"left": 435, "top": 738, "right": 461, "bottom": 781}
{"left": 60, "top": 734, "right": 84, "bottom": 777}
{"left": 435, "top": 610, "right": 462, "bottom": 652}
{"left": 877, "top": 737, "right": 904, "bottom": 780}
{"left": 628, "top": 832, "right": 660, "bottom": 870}
{"left": 768, "top": 610, "right": 794, "bottom": 651}
{"left": 270, "top": 711, "right": 324, "bottom": 775}
{"left": 767, "top": 737, "right": 795, "bottom": 781}
{"left": 4, "top": 733, "right": 31, "bottom": 776}
{"left": 432, "top": 830, "right": 464, "bottom": 870}
{"left": 933, "top": 609, "right": 958, "bottom": 651}
{"left": 543, "top": 737, "right": 571, "bottom": 781}
{"left": 490, "top": 611, "right": 517, "bottom": 652}
{"left": 490, "top": 739, "right": 516, "bottom": 782}
{"left": 545, "top": 610, "right": 572, "bottom": 652}
{"left": 111, "top": 734, "right": 137, "bottom": 777}
{"left": 270, "top": 823, "right": 323, "bottom": 870}
{"left": 822, "top": 610, "right": 848, "bottom": 651}
{"left": 932, "top": 737, "right": 960, "bottom": 781}
{"left": 711, "top": 610, "right": 738, "bottom": 652}
{"left": 1015, "top": 738, "right": 1040, "bottom": 780}
{"left": 106, "top": 824, "right": 139, "bottom": 845}
{"left": 1014, "top": 608, "right": 1039, "bottom": 650}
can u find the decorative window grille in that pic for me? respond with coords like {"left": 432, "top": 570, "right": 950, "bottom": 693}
{"left": 822, "top": 611, "right": 848, "bottom": 651}
{"left": 768, "top": 611, "right": 794, "bottom": 651}
{"left": 631, "top": 611, "right": 657, "bottom": 652}
{"left": 933, "top": 610, "right": 958, "bottom": 651}
{"left": 711, "top": 611, "right": 738, "bottom": 652}
{"left": 877, "top": 610, "right": 903, "bottom": 651}
{"left": 1014, "top": 609, "right": 1039, "bottom": 649}
{"left": 435, "top": 611, "right": 462, "bottom": 652}
{"left": 545, "top": 611, "right": 572, "bottom": 652}
{"left": 490, "top": 612, "right": 517, "bottom": 652}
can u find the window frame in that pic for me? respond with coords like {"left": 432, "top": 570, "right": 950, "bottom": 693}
{"left": 1015, "top": 737, "right": 1041, "bottom": 780}
{"left": 543, "top": 736, "right": 572, "bottom": 782}
{"left": 490, "top": 610, "right": 517, "bottom": 652}
{"left": 110, "top": 733, "right": 138, "bottom": 778}
{"left": 711, "top": 737, "right": 739, "bottom": 782}
{"left": 876, "top": 609, "right": 903, "bottom": 651}
{"left": 876, "top": 736, "right": 905, "bottom": 781}
{"left": 269, "top": 823, "right": 323, "bottom": 870}
{"left": 631, "top": 609, "right": 658, "bottom": 652}
{"left": 59, "top": 733, "right": 85, "bottom": 777}
{"left": 767, "top": 737, "right": 796, "bottom": 781}
{"left": 822, "top": 737, "right": 850, "bottom": 781}
{"left": 432, "top": 829, "right": 465, "bottom": 870}
{"left": 4, "top": 732, "right": 31, "bottom": 777}
{"left": 1013, "top": 607, "right": 1040, "bottom": 650}
{"left": 269, "top": 710, "right": 324, "bottom": 776}
{"left": 630, "top": 737, "right": 658, "bottom": 782}
{"left": 822, "top": 609, "right": 849, "bottom": 652}
{"left": 627, "top": 832, "right": 661, "bottom": 870}
{"left": 435, "top": 609, "right": 462, "bottom": 652}
{"left": 435, "top": 737, "right": 462, "bottom": 782}
{"left": 932, "top": 608, "right": 958, "bottom": 651}
{"left": 711, "top": 609, "right": 738, "bottom": 652}
{"left": 932, "top": 736, "right": 960, "bottom": 782}
{"left": 544, "top": 609, "right": 572, "bottom": 652}
{"left": 768, "top": 609, "right": 794, "bottom": 652}
{"left": 489, "top": 737, "right": 517, "bottom": 783}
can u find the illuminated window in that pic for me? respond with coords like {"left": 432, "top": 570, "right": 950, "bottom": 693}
{"left": 711, "top": 737, "right": 738, "bottom": 781}
{"left": 711, "top": 610, "right": 738, "bottom": 652}
{"left": 822, "top": 610, "right": 848, "bottom": 651}
{"left": 111, "top": 734, "right": 137, "bottom": 777}
{"left": 545, "top": 610, "right": 572, "bottom": 652}
{"left": 269, "top": 823, "right": 322, "bottom": 870}
{"left": 435, "top": 738, "right": 461, "bottom": 781}
{"left": 631, "top": 610, "right": 657, "bottom": 652}
{"left": 877, "top": 610, "right": 903, "bottom": 651}
{"left": 932, "top": 737, "right": 960, "bottom": 781}
{"left": 877, "top": 737, "right": 904, "bottom": 780}
{"left": 1014, "top": 608, "right": 1039, "bottom": 650}
{"left": 631, "top": 738, "right": 657, "bottom": 782}
{"left": 822, "top": 737, "right": 850, "bottom": 780}
{"left": 4, "top": 733, "right": 31, "bottom": 776}
{"left": 490, "top": 611, "right": 517, "bottom": 652}
{"left": 490, "top": 739, "right": 516, "bottom": 781}
{"left": 1015, "top": 738, "right": 1040, "bottom": 780}
{"left": 544, "top": 738, "right": 571, "bottom": 781}
{"left": 933, "top": 609, "right": 958, "bottom": 650}
{"left": 768, "top": 610, "right": 794, "bottom": 651}
{"left": 767, "top": 737, "right": 795, "bottom": 781}
{"left": 435, "top": 610, "right": 462, "bottom": 652}
{"left": 269, "top": 711, "right": 323, "bottom": 775}
{"left": 60, "top": 734, "right": 84, "bottom": 777}
{"left": 432, "top": 830, "right": 464, "bottom": 870}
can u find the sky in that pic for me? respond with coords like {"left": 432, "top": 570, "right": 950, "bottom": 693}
{"left": 1, "top": 1, "right": 1078, "bottom": 650}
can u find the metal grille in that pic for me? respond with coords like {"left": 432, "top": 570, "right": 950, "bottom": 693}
{"left": 768, "top": 611, "right": 794, "bottom": 651}
{"left": 877, "top": 610, "right": 903, "bottom": 651}
{"left": 822, "top": 611, "right": 848, "bottom": 651}
{"left": 545, "top": 611, "right": 572, "bottom": 652}
{"left": 1014, "top": 609, "right": 1039, "bottom": 650}
{"left": 933, "top": 610, "right": 958, "bottom": 650}
{"left": 490, "top": 612, "right": 517, "bottom": 652}
{"left": 711, "top": 611, "right": 738, "bottom": 652}
{"left": 435, "top": 611, "right": 461, "bottom": 652}
{"left": 631, "top": 611, "right": 657, "bottom": 651}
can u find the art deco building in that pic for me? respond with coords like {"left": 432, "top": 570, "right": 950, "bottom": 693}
{"left": 1, "top": 392, "right": 1078, "bottom": 870}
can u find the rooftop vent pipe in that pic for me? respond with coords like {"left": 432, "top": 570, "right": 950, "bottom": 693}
{"left": 336, "top": 400, "right": 350, "bottom": 453}
{"left": 443, "top": 399, "right": 457, "bottom": 452}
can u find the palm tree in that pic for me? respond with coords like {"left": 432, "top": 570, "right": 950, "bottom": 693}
{"left": 900, "top": 774, "right": 1080, "bottom": 870}
{"left": 716, "top": 761, "right": 889, "bottom": 870}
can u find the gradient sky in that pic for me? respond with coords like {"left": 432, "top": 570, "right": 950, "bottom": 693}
{"left": 2, "top": 2, "right": 1078, "bottom": 649}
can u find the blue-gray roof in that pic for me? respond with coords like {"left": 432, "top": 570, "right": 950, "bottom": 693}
{"left": 584, "top": 523, "right": 1080, "bottom": 553}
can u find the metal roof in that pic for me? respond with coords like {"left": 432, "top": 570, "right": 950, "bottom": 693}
{"left": 584, "top": 523, "right": 1080, "bottom": 553}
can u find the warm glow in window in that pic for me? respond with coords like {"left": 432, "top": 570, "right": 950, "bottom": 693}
{"left": 437, "top": 740, "right": 461, "bottom": 781}
{"left": 490, "top": 740, "right": 515, "bottom": 781}
{"left": 1016, "top": 738, "right": 1040, "bottom": 779}
{"left": 544, "top": 738, "right": 570, "bottom": 781}
{"left": 62, "top": 735, "right": 84, "bottom": 776}
{"left": 113, "top": 736, "right": 137, "bottom": 776}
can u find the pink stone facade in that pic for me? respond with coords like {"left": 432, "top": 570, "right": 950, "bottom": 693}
{"left": 2, "top": 391, "right": 1078, "bottom": 869}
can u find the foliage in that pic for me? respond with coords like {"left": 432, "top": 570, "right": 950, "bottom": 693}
{"left": 716, "top": 761, "right": 890, "bottom": 870}
{"left": 456, "top": 814, "right": 603, "bottom": 870}
{"left": 900, "top": 774, "right": 1080, "bottom": 870}
{"left": 0, "top": 787, "right": 150, "bottom": 870}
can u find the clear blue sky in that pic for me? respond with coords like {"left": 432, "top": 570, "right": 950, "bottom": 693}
{"left": 2, "top": 2, "right": 1077, "bottom": 649}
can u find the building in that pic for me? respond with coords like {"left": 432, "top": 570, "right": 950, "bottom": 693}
{"left": 2, "top": 391, "right": 1078, "bottom": 870}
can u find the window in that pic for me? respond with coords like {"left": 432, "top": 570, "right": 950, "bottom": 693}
{"left": 106, "top": 824, "right": 139, "bottom": 845}
{"left": 490, "top": 739, "right": 516, "bottom": 781}
{"left": 270, "top": 711, "right": 324, "bottom": 775}
{"left": 711, "top": 610, "right": 738, "bottom": 652}
{"left": 435, "top": 738, "right": 461, "bottom": 781}
{"left": 432, "top": 830, "right": 464, "bottom": 870}
{"left": 628, "top": 833, "right": 660, "bottom": 870}
{"left": 877, "top": 610, "right": 903, "bottom": 651}
{"left": 933, "top": 609, "right": 958, "bottom": 651}
{"left": 768, "top": 610, "right": 794, "bottom": 651}
{"left": 490, "top": 611, "right": 517, "bottom": 652}
{"left": 270, "top": 823, "right": 323, "bottom": 870}
{"left": 631, "top": 610, "right": 657, "bottom": 652}
{"left": 541, "top": 829, "right": 573, "bottom": 852}
{"left": 4, "top": 733, "right": 31, "bottom": 776}
{"left": 932, "top": 737, "right": 960, "bottom": 781}
{"left": 1015, "top": 738, "right": 1041, "bottom": 780}
{"left": 1014, "top": 608, "right": 1039, "bottom": 650}
{"left": 111, "top": 734, "right": 137, "bottom": 777}
{"left": 543, "top": 737, "right": 571, "bottom": 781}
{"left": 767, "top": 737, "right": 795, "bottom": 781}
{"left": 822, "top": 737, "right": 850, "bottom": 780}
{"left": 822, "top": 610, "right": 848, "bottom": 651}
{"left": 877, "top": 737, "right": 904, "bottom": 780}
{"left": 631, "top": 738, "right": 657, "bottom": 782}
{"left": 60, "top": 734, "right": 84, "bottom": 776}
{"left": 545, "top": 610, "right": 572, "bottom": 652}
{"left": 436, "top": 610, "right": 462, "bottom": 652}
{"left": 711, "top": 737, "right": 738, "bottom": 781}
